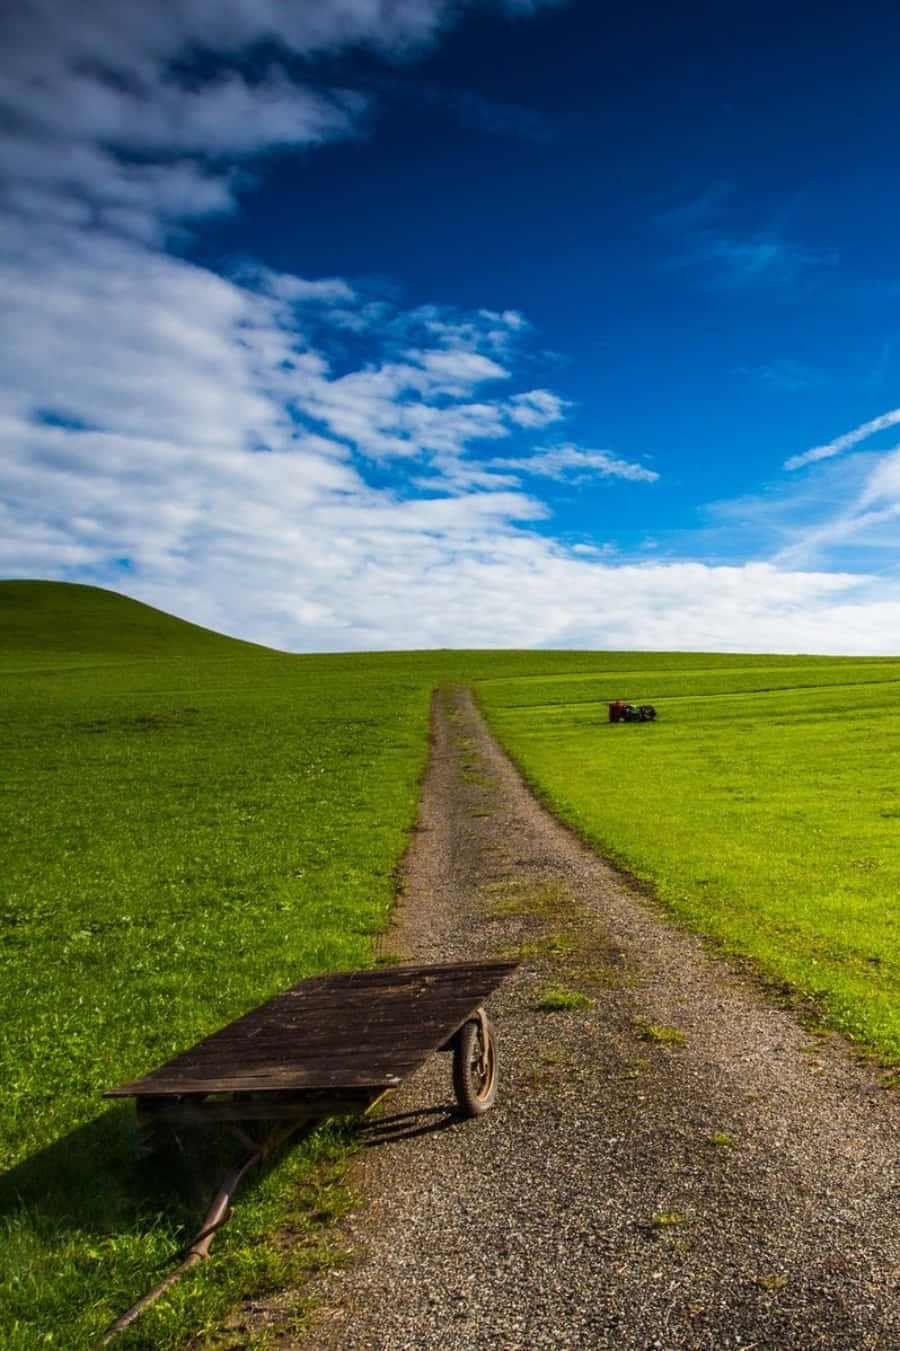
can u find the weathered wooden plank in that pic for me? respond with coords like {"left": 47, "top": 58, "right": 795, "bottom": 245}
{"left": 111, "top": 1056, "right": 426, "bottom": 1096}
{"left": 231, "top": 966, "right": 507, "bottom": 1005}
{"left": 162, "top": 1005, "right": 465, "bottom": 1041}
{"left": 126, "top": 1000, "right": 487, "bottom": 1058}
{"left": 181, "top": 973, "right": 510, "bottom": 1022}
{"left": 136, "top": 1058, "right": 436, "bottom": 1084}
{"left": 106, "top": 961, "right": 516, "bottom": 1101}
{"left": 202, "top": 962, "right": 508, "bottom": 1010}
{"left": 150, "top": 1023, "right": 461, "bottom": 1064}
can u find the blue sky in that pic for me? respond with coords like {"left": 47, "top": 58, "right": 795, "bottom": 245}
{"left": 3, "top": 0, "right": 900, "bottom": 652}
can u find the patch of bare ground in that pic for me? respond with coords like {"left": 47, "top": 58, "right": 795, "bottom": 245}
{"left": 234, "top": 686, "right": 899, "bottom": 1350}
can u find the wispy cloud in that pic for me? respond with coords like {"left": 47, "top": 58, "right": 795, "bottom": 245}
{"left": 655, "top": 180, "right": 733, "bottom": 229}
{"left": 667, "top": 231, "right": 838, "bottom": 288}
{"left": 701, "top": 415, "right": 900, "bottom": 578}
{"left": 737, "top": 359, "right": 826, "bottom": 393}
{"left": 785, "top": 407, "right": 900, "bottom": 470}
{"left": 739, "top": 342, "right": 897, "bottom": 398}
{"left": 773, "top": 447, "right": 900, "bottom": 570}
{"left": 657, "top": 184, "right": 838, "bottom": 289}
{"left": 491, "top": 444, "right": 659, "bottom": 483}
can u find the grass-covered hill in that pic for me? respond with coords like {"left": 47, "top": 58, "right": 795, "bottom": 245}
{"left": 0, "top": 578, "right": 270, "bottom": 665}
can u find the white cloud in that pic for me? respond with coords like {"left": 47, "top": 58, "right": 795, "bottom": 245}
{"left": 3, "top": 1, "right": 457, "bottom": 78}
{"left": 409, "top": 348, "right": 510, "bottom": 391}
{"left": 507, "top": 389, "right": 570, "bottom": 427}
{"left": 251, "top": 268, "right": 358, "bottom": 306}
{"left": 738, "top": 408, "right": 900, "bottom": 572}
{"left": 295, "top": 354, "right": 513, "bottom": 462}
{"left": 770, "top": 446, "right": 900, "bottom": 569}
{"left": 3, "top": 63, "right": 365, "bottom": 159}
{"left": 785, "top": 407, "right": 900, "bottom": 470}
{"left": 491, "top": 444, "right": 659, "bottom": 483}
{"left": 0, "top": 1, "right": 497, "bottom": 250}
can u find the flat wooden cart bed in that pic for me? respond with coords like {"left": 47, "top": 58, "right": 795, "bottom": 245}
{"left": 107, "top": 959, "right": 517, "bottom": 1124}
{"left": 100, "top": 960, "right": 517, "bottom": 1341}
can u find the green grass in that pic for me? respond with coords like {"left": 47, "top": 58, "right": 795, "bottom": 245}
{"left": 476, "top": 657, "right": 900, "bottom": 1065}
{"left": 651, "top": 1210, "right": 687, "bottom": 1227}
{"left": 533, "top": 986, "right": 595, "bottom": 1013}
{"left": 636, "top": 1020, "right": 687, "bottom": 1045}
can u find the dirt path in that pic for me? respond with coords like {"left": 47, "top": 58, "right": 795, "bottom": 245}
{"left": 278, "top": 687, "right": 898, "bottom": 1349}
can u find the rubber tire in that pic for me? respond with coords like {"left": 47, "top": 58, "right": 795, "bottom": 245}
{"left": 452, "top": 1016, "right": 498, "bottom": 1117}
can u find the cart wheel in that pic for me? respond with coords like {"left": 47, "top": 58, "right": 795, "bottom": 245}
{"left": 452, "top": 1013, "right": 498, "bottom": 1116}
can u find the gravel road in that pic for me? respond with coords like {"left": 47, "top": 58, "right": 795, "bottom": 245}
{"left": 274, "top": 686, "right": 899, "bottom": 1350}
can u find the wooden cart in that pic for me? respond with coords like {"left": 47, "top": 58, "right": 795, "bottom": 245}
{"left": 106, "top": 959, "right": 516, "bottom": 1125}
{"left": 100, "top": 960, "right": 516, "bottom": 1340}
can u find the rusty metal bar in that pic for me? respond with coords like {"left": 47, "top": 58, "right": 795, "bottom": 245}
{"left": 98, "top": 1118, "right": 298, "bottom": 1345}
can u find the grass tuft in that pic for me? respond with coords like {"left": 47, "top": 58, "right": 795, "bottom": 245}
{"left": 652, "top": 1210, "right": 687, "bottom": 1227}
{"left": 635, "top": 1019, "right": 688, "bottom": 1045}
{"left": 533, "top": 986, "right": 595, "bottom": 1013}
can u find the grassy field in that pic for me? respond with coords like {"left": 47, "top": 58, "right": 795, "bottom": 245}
{"left": 3, "top": 582, "right": 899, "bottom": 1346}
{"left": 477, "top": 656, "right": 900, "bottom": 1065}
